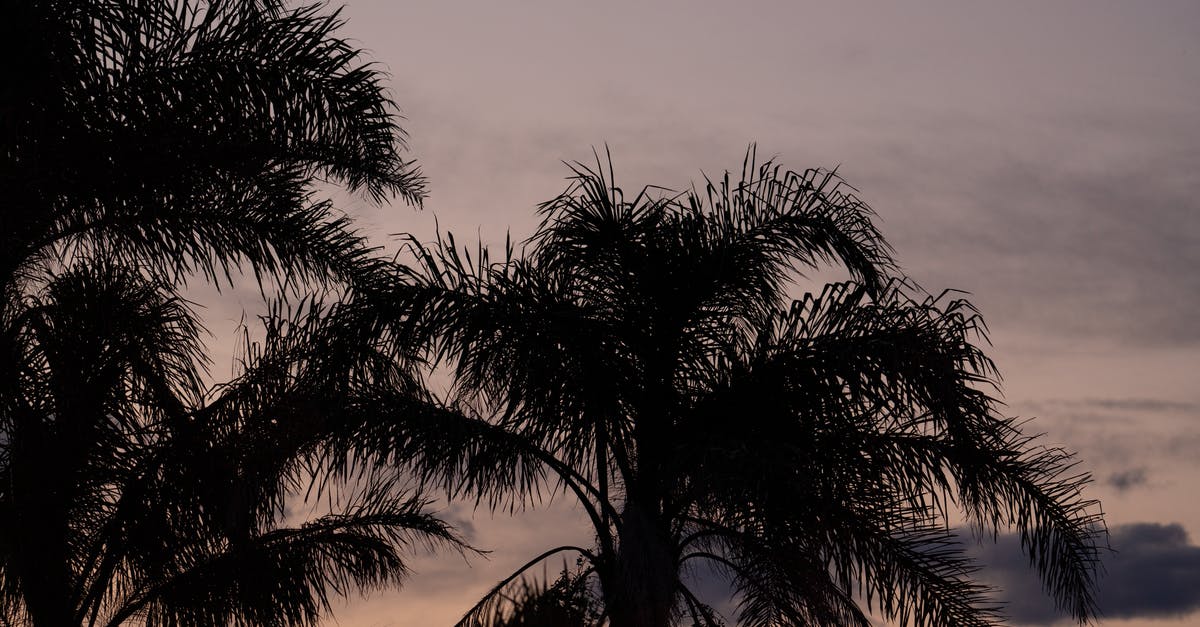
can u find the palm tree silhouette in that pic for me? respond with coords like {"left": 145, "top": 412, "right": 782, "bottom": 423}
{"left": 2, "top": 1, "right": 458, "bottom": 624}
{"left": 387, "top": 152, "right": 1105, "bottom": 627}
{"left": 1, "top": 264, "right": 467, "bottom": 626}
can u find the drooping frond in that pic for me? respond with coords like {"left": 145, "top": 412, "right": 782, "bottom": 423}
{"left": 116, "top": 486, "right": 464, "bottom": 627}
{"left": 677, "top": 280, "right": 1103, "bottom": 624}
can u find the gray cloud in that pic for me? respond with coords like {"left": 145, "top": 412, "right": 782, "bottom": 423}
{"left": 972, "top": 522, "right": 1200, "bottom": 625}
{"left": 1039, "top": 398, "right": 1199, "bottom": 414}
{"left": 1106, "top": 467, "right": 1149, "bottom": 492}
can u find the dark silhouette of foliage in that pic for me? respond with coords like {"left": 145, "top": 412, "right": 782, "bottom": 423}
{"left": 459, "top": 565, "right": 604, "bottom": 627}
{"left": 4, "top": 0, "right": 423, "bottom": 294}
{"left": 0, "top": 0, "right": 457, "bottom": 625}
{"left": 369, "top": 150, "right": 1106, "bottom": 627}
{"left": 1, "top": 267, "right": 467, "bottom": 626}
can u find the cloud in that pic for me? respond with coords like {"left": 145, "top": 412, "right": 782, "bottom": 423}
{"left": 972, "top": 522, "right": 1200, "bottom": 625}
{"left": 1106, "top": 467, "right": 1149, "bottom": 492}
{"left": 1037, "top": 398, "right": 1199, "bottom": 414}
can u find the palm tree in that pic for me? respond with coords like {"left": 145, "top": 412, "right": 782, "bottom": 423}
{"left": 376, "top": 151, "right": 1106, "bottom": 627}
{"left": 1, "top": 0, "right": 456, "bottom": 624}
{"left": 0, "top": 262, "right": 466, "bottom": 626}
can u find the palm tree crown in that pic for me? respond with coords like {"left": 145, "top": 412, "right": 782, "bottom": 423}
{"left": 390, "top": 151, "right": 1105, "bottom": 627}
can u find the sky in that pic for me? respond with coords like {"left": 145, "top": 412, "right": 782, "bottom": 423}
{"left": 198, "top": 1, "right": 1200, "bottom": 625}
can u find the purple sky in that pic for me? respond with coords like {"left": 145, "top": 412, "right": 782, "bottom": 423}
{"left": 200, "top": 2, "right": 1200, "bottom": 625}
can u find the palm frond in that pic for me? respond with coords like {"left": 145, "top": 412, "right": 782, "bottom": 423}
{"left": 116, "top": 487, "right": 464, "bottom": 627}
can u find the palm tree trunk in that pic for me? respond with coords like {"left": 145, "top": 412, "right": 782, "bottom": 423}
{"left": 606, "top": 501, "right": 677, "bottom": 627}
{"left": 14, "top": 496, "right": 78, "bottom": 627}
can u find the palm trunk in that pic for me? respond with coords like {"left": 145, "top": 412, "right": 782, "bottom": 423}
{"left": 606, "top": 501, "right": 677, "bottom": 627}
{"left": 15, "top": 487, "right": 79, "bottom": 627}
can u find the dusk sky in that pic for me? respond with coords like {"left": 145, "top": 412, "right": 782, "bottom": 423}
{"left": 196, "top": 2, "right": 1200, "bottom": 625}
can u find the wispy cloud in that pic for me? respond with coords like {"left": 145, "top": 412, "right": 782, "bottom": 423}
{"left": 1034, "top": 398, "right": 1199, "bottom": 414}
